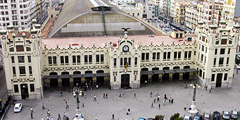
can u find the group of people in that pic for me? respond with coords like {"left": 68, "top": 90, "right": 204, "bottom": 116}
{"left": 150, "top": 92, "right": 174, "bottom": 109}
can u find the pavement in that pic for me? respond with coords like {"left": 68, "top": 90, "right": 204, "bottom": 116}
{"left": 3, "top": 70, "right": 240, "bottom": 120}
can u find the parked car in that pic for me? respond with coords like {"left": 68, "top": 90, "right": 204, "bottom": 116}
{"left": 147, "top": 118, "right": 155, "bottom": 120}
{"left": 194, "top": 114, "right": 203, "bottom": 120}
{"left": 213, "top": 111, "right": 220, "bottom": 120}
{"left": 138, "top": 118, "right": 146, "bottom": 120}
{"left": 222, "top": 111, "right": 230, "bottom": 119}
{"left": 231, "top": 110, "right": 238, "bottom": 119}
{"left": 14, "top": 103, "right": 22, "bottom": 113}
{"left": 184, "top": 114, "right": 192, "bottom": 120}
{"left": 203, "top": 113, "right": 210, "bottom": 120}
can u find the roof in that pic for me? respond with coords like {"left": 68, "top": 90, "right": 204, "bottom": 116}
{"left": 42, "top": 35, "right": 195, "bottom": 49}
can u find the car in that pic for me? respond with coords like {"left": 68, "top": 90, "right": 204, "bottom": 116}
{"left": 231, "top": 110, "right": 238, "bottom": 119}
{"left": 184, "top": 114, "right": 192, "bottom": 120}
{"left": 222, "top": 111, "right": 230, "bottom": 119}
{"left": 147, "top": 118, "right": 155, "bottom": 120}
{"left": 14, "top": 103, "right": 22, "bottom": 113}
{"left": 213, "top": 111, "right": 220, "bottom": 120}
{"left": 194, "top": 114, "right": 203, "bottom": 120}
{"left": 138, "top": 118, "right": 147, "bottom": 120}
{"left": 203, "top": 113, "right": 210, "bottom": 120}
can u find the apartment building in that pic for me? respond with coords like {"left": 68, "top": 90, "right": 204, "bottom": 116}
{"left": 185, "top": 4, "right": 198, "bottom": 30}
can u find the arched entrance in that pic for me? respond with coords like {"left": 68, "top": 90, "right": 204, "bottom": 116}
{"left": 163, "top": 67, "right": 169, "bottom": 80}
{"left": 20, "top": 84, "right": 29, "bottom": 99}
{"left": 62, "top": 72, "right": 70, "bottom": 86}
{"left": 96, "top": 70, "right": 104, "bottom": 87}
{"left": 183, "top": 66, "right": 190, "bottom": 80}
{"left": 50, "top": 72, "right": 58, "bottom": 87}
{"left": 152, "top": 67, "right": 159, "bottom": 82}
{"left": 140, "top": 68, "right": 148, "bottom": 84}
{"left": 173, "top": 66, "right": 180, "bottom": 80}
{"left": 73, "top": 71, "right": 81, "bottom": 86}
{"left": 121, "top": 74, "right": 130, "bottom": 88}
{"left": 85, "top": 71, "right": 93, "bottom": 86}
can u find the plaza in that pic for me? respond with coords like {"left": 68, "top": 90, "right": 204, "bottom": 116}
{"left": 4, "top": 70, "right": 240, "bottom": 120}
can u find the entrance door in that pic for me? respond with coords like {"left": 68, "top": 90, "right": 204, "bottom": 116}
{"left": 62, "top": 79, "right": 70, "bottom": 86}
{"left": 74, "top": 78, "right": 81, "bottom": 86}
{"left": 216, "top": 73, "right": 222, "bottom": 87}
{"left": 20, "top": 84, "right": 29, "bottom": 99}
{"left": 121, "top": 74, "right": 130, "bottom": 88}
{"left": 173, "top": 73, "right": 179, "bottom": 80}
{"left": 97, "top": 77, "right": 104, "bottom": 87}
{"left": 50, "top": 79, "right": 58, "bottom": 87}
{"left": 183, "top": 73, "right": 189, "bottom": 80}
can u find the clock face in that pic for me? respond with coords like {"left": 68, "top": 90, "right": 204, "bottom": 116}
{"left": 123, "top": 45, "right": 129, "bottom": 52}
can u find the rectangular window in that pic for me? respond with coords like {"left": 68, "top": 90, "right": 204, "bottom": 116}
{"left": 224, "top": 73, "right": 228, "bottom": 80}
{"left": 153, "top": 52, "right": 156, "bottom": 60}
{"left": 211, "top": 74, "right": 215, "bottom": 81}
{"left": 163, "top": 52, "right": 167, "bottom": 59}
{"left": 188, "top": 51, "right": 192, "bottom": 59}
{"left": 228, "top": 48, "right": 231, "bottom": 54}
{"left": 77, "top": 55, "right": 80, "bottom": 63}
{"left": 96, "top": 55, "right": 99, "bottom": 63}
{"left": 114, "top": 58, "right": 117, "bottom": 66}
{"left": 18, "top": 56, "right": 24, "bottom": 63}
{"left": 28, "top": 56, "right": 31, "bottom": 63}
{"left": 89, "top": 55, "right": 92, "bottom": 63}
{"left": 215, "top": 49, "right": 217, "bottom": 55}
{"left": 219, "top": 58, "right": 224, "bottom": 65}
{"left": 135, "top": 57, "right": 137, "bottom": 65}
{"left": 29, "top": 66, "right": 32, "bottom": 74}
{"left": 72, "top": 56, "right": 76, "bottom": 63}
{"left": 124, "top": 58, "right": 127, "bottom": 66}
{"left": 14, "top": 85, "right": 19, "bottom": 93}
{"left": 220, "top": 48, "right": 225, "bottom": 54}
{"left": 214, "top": 58, "right": 216, "bottom": 66}
{"left": 48, "top": 56, "right": 52, "bottom": 65}
{"left": 19, "top": 66, "right": 26, "bottom": 74}
{"left": 174, "top": 52, "right": 177, "bottom": 59}
{"left": 120, "top": 58, "right": 123, "bottom": 66}
{"left": 226, "top": 57, "right": 229, "bottom": 65}
{"left": 60, "top": 56, "right": 64, "bottom": 64}
{"left": 157, "top": 52, "right": 160, "bottom": 60}
{"left": 221, "top": 39, "right": 227, "bottom": 44}
{"left": 142, "top": 53, "right": 145, "bottom": 61}
{"left": 84, "top": 55, "right": 88, "bottom": 63}
{"left": 167, "top": 52, "right": 171, "bottom": 59}
{"left": 128, "top": 58, "right": 131, "bottom": 65}
{"left": 178, "top": 52, "right": 181, "bottom": 59}
{"left": 202, "top": 46, "right": 204, "bottom": 51}
{"left": 12, "top": 67, "right": 16, "bottom": 75}
{"left": 53, "top": 56, "right": 57, "bottom": 64}
{"left": 65, "top": 56, "right": 69, "bottom": 64}
{"left": 201, "top": 54, "right": 203, "bottom": 62}
{"left": 101, "top": 54, "right": 104, "bottom": 63}
{"left": 30, "top": 84, "right": 34, "bottom": 92}
{"left": 185, "top": 51, "right": 188, "bottom": 58}
{"left": 11, "top": 56, "right": 15, "bottom": 63}
{"left": 146, "top": 53, "right": 149, "bottom": 61}
{"left": 16, "top": 45, "right": 24, "bottom": 52}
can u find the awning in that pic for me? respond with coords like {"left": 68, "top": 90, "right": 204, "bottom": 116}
{"left": 185, "top": 68, "right": 197, "bottom": 73}
{"left": 83, "top": 73, "right": 95, "bottom": 78}
{"left": 59, "top": 74, "right": 70, "bottom": 79}
{"left": 71, "top": 74, "right": 82, "bottom": 78}
{"left": 163, "top": 70, "right": 175, "bottom": 73}
{"left": 175, "top": 69, "right": 185, "bottom": 73}
{"left": 44, "top": 75, "right": 58, "bottom": 79}
{"left": 141, "top": 71, "right": 153, "bottom": 75}
{"left": 153, "top": 70, "right": 164, "bottom": 74}
{"left": 95, "top": 73, "right": 110, "bottom": 77}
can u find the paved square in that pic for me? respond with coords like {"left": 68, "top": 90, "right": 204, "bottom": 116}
{"left": 4, "top": 72, "right": 240, "bottom": 120}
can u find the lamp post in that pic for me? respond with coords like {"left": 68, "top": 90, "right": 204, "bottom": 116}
{"left": 189, "top": 76, "right": 200, "bottom": 114}
{"left": 73, "top": 83, "right": 84, "bottom": 120}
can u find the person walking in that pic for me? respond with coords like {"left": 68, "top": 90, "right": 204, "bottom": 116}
{"left": 169, "top": 98, "right": 171, "bottom": 103}
{"left": 171, "top": 99, "right": 174, "bottom": 103}
{"left": 209, "top": 88, "right": 212, "bottom": 93}
{"left": 66, "top": 104, "right": 69, "bottom": 111}
{"left": 106, "top": 93, "right": 108, "bottom": 98}
{"left": 65, "top": 100, "right": 67, "bottom": 105}
{"left": 47, "top": 110, "right": 50, "bottom": 117}
{"left": 31, "top": 107, "right": 34, "bottom": 113}
{"left": 134, "top": 93, "right": 136, "bottom": 98}
{"left": 84, "top": 93, "right": 86, "bottom": 99}
{"left": 103, "top": 93, "right": 105, "bottom": 98}
{"left": 31, "top": 112, "right": 33, "bottom": 119}
{"left": 150, "top": 92, "right": 153, "bottom": 97}
{"left": 58, "top": 113, "right": 61, "bottom": 120}
{"left": 151, "top": 103, "right": 154, "bottom": 108}
{"left": 82, "top": 102, "right": 84, "bottom": 107}
{"left": 154, "top": 99, "right": 156, "bottom": 103}
{"left": 184, "top": 107, "right": 186, "bottom": 111}
{"left": 112, "top": 114, "right": 114, "bottom": 120}
{"left": 94, "top": 95, "right": 97, "bottom": 101}
{"left": 42, "top": 103, "right": 45, "bottom": 110}
{"left": 158, "top": 104, "right": 161, "bottom": 109}
{"left": 119, "top": 92, "right": 122, "bottom": 97}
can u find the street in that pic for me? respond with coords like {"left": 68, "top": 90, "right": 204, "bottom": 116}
{"left": 3, "top": 69, "right": 240, "bottom": 120}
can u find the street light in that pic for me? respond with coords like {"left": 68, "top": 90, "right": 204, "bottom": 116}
{"left": 189, "top": 76, "right": 200, "bottom": 114}
{"left": 73, "top": 83, "right": 84, "bottom": 120}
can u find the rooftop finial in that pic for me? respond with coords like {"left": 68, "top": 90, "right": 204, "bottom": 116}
{"left": 121, "top": 28, "right": 130, "bottom": 35}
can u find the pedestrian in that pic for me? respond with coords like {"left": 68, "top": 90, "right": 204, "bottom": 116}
{"left": 205, "top": 86, "right": 207, "bottom": 91}
{"left": 41, "top": 116, "right": 44, "bottom": 120}
{"left": 42, "top": 103, "right": 45, "bottom": 110}
{"left": 84, "top": 93, "right": 86, "bottom": 99}
{"left": 150, "top": 92, "right": 152, "bottom": 97}
{"left": 31, "top": 107, "right": 34, "bottom": 113}
{"left": 94, "top": 95, "right": 97, "bottom": 101}
{"left": 47, "top": 110, "right": 50, "bottom": 116}
{"left": 58, "top": 113, "right": 61, "bottom": 120}
{"left": 103, "top": 93, "right": 105, "bottom": 98}
{"left": 65, "top": 100, "right": 67, "bottom": 104}
{"left": 82, "top": 102, "right": 84, "bottom": 107}
{"left": 123, "top": 92, "right": 125, "bottom": 97}
{"left": 184, "top": 107, "right": 186, "bottom": 111}
{"left": 96, "top": 84, "right": 98, "bottom": 89}
{"left": 158, "top": 95, "right": 161, "bottom": 101}
{"left": 60, "top": 91, "right": 63, "bottom": 97}
{"left": 171, "top": 98, "right": 174, "bottom": 103}
{"left": 64, "top": 112, "right": 66, "bottom": 118}
{"left": 145, "top": 80, "right": 147, "bottom": 85}
{"left": 95, "top": 117, "right": 98, "bottom": 120}
{"left": 106, "top": 93, "right": 108, "bottom": 98}
{"left": 169, "top": 98, "right": 171, "bottom": 103}
{"left": 151, "top": 103, "right": 154, "bottom": 108}
{"left": 209, "top": 88, "right": 211, "bottom": 93}
{"left": 154, "top": 99, "right": 156, "bottom": 103}
{"left": 157, "top": 97, "right": 159, "bottom": 102}
{"left": 112, "top": 114, "right": 114, "bottom": 119}
{"left": 66, "top": 104, "right": 69, "bottom": 110}
{"left": 119, "top": 92, "right": 122, "bottom": 97}
{"left": 164, "top": 94, "right": 167, "bottom": 99}
{"left": 158, "top": 104, "right": 161, "bottom": 109}
{"left": 31, "top": 112, "right": 33, "bottom": 119}
{"left": 134, "top": 93, "right": 136, "bottom": 98}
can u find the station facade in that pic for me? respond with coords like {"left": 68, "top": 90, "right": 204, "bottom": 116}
{"left": 1, "top": 22, "right": 239, "bottom": 99}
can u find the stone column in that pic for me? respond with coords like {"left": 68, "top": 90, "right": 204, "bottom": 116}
{"left": 148, "top": 74, "right": 152, "bottom": 82}
{"left": 169, "top": 73, "right": 173, "bottom": 81}
{"left": 158, "top": 74, "right": 162, "bottom": 81}
{"left": 70, "top": 78, "right": 74, "bottom": 86}
{"left": 189, "top": 72, "right": 194, "bottom": 80}
{"left": 179, "top": 73, "right": 183, "bottom": 80}
{"left": 104, "top": 76, "right": 110, "bottom": 86}
{"left": 45, "top": 79, "right": 50, "bottom": 87}
{"left": 58, "top": 79, "right": 62, "bottom": 87}
{"left": 93, "top": 77, "right": 97, "bottom": 85}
